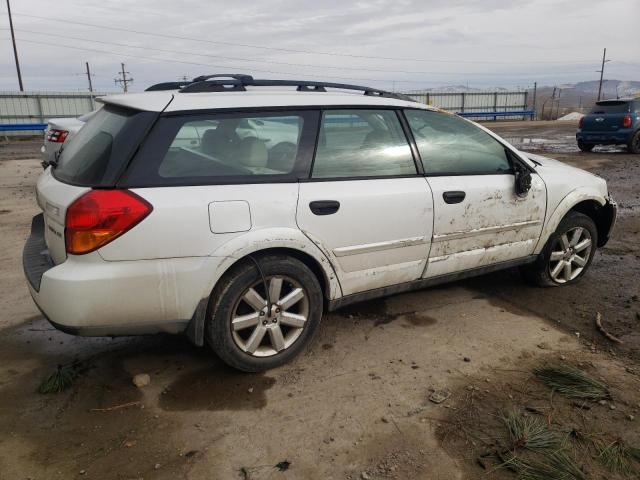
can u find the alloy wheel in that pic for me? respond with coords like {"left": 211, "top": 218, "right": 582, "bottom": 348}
{"left": 230, "top": 275, "right": 309, "bottom": 357}
{"left": 548, "top": 226, "right": 592, "bottom": 283}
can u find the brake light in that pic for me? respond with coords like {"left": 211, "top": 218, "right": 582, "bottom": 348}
{"left": 65, "top": 190, "right": 152, "bottom": 255}
{"left": 578, "top": 116, "right": 584, "bottom": 129}
{"left": 47, "top": 129, "right": 69, "bottom": 143}
{"left": 623, "top": 114, "right": 632, "bottom": 128}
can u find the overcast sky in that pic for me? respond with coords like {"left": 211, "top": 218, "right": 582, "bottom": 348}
{"left": 1, "top": 0, "right": 638, "bottom": 92}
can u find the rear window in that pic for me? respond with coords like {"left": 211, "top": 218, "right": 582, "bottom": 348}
{"left": 53, "top": 106, "right": 155, "bottom": 187}
{"left": 589, "top": 101, "right": 632, "bottom": 114}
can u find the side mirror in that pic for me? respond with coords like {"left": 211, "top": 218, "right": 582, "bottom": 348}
{"left": 514, "top": 164, "right": 532, "bottom": 197}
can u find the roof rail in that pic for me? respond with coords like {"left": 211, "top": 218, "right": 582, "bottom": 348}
{"left": 178, "top": 75, "right": 415, "bottom": 102}
{"left": 145, "top": 81, "right": 191, "bottom": 91}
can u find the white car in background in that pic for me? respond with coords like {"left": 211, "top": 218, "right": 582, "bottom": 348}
{"left": 24, "top": 75, "right": 617, "bottom": 372}
{"left": 40, "top": 110, "right": 98, "bottom": 165}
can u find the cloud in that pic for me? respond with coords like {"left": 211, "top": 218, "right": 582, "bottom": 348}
{"left": 0, "top": 0, "right": 638, "bottom": 91}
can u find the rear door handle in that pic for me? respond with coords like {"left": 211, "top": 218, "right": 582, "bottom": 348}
{"left": 442, "top": 191, "right": 466, "bottom": 204}
{"left": 309, "top": 200, "right": 340, "bottom": 216}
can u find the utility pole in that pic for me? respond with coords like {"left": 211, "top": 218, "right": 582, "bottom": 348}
{"left": 6, "top": 0, "right": 24, "bottom": 91}
{"left": 532, "top": 82, "right": 537, "bottom": 120}
{"left": 85, "top": 62, "right": 95, "bottom": 109}
{"left": 596, "top": 48, "right": 610, "bottom": 101}
{"left": 114, "top": 63, "right": 133, "bottom": 93}
{"left": 85, "top": 62, "right": 94, "bottom": 94}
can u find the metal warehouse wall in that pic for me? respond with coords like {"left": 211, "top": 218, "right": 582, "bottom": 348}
{"left": 403, "top": 91, "right": 528, "bottom": 119}
{"left": 0, "top": 91, "right": 116, "bottom": 136}
{"left": 1, "top": 90, "right": 530, "bottom": 137}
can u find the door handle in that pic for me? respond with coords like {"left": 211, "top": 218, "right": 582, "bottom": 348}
{"left": 442, "top": 191, "right": 466, "bottom": 204}
{"left": 309, "top": 200, "right": 340, "bottom": 216}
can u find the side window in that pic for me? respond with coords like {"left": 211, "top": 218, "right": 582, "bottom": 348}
{"left": 405, "top": 110, "right": 511, "bottom": 175}
{"left": 157, "top": 114, "right": 304, "bottom": 178}
{"left": 311, "top": 109, "right": 416, "bottom": 178}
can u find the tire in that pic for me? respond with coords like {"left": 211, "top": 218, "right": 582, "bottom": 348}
{"left": 577, "top": 140, "right": 594, "bottom": 152}
{"left": 521, "top": 211, "right": 598, "bottom": 287}
{"left": 628, "top": 131, "right": 640, "bottom": 154}
{"left": 206, "top": 254, "right": 323, "bottom": 372}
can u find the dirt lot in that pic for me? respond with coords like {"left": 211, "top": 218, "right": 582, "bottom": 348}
{"left": 0, "top": 122, "right": 639, "bottom": 480}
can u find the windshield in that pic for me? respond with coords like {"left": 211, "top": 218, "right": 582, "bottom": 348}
{"left": 53, "top": 105, "right": 154, "bottom": 186}
{"left": 590, "top": 101, "right": 631, "bottom": 114}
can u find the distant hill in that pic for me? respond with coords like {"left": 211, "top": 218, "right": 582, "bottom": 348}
{"left": 528, "top": 80, "right": 640, "bottom": 119}
{"left": 568, "top": 80, "right": 640, "bottom": 97}
{"left": 405, "top": 85, "right": 511, "bottom": 94}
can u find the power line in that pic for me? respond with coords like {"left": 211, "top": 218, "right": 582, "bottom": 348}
{"left": 5, "top": 11, "right": 624, "bottom": 66}
{"left": 7, "top": 36, "right": 600, "bottom": 85}
{"left": 0, "top": 27, "right": 602, "bottom": 77}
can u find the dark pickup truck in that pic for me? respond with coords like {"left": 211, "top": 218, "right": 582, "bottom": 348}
{"left": 576, "top": 98, "right": 640, "bottom": 153}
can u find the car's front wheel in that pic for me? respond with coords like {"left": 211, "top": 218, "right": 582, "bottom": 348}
{"left": 577, "top": 140, "right": 595, "bottom": 152}
{"left": 521, "top": 211, "right": 597, "bottom": 287}
{"left": 206, "top": 254, "right": 323, "bottom": 372}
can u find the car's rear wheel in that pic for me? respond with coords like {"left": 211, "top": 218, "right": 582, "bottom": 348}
{"left": 521, "top": 211, "right": 597, "bottom": 287}
{"left": 577, "top": 140, "right": 595, "bottom": 152}
{"left": 206, "top": 254, "right": 323, "bottom": 372}
{"left": 628, "top": 131, "right": 640, "bottom": 154}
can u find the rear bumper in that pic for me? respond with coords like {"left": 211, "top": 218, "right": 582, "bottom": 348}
{"left": 576, "top": 129, "right": 634, "bottom": 145}
{"left": 23, "top": 214, "right": 217, "bottom": 336}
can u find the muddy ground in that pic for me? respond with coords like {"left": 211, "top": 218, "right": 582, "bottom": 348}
{"left": 0, "top": 122, "right": 638, "bottom": 480}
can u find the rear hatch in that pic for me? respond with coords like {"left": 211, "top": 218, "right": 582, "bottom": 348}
{"left": 581, "top": 100, "right": 632, "bottom": 132}
{"left": 37, "top": 105, "right": 157, "bottom": 264}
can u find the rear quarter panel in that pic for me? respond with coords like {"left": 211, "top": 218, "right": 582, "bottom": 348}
{"left": 99, "top": 184, "right": 300, "bottom": 260}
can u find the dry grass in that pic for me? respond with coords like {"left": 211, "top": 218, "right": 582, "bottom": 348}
{"left": 501, "top": 410, "right": 562, "bottom": 452}
{"left": 533, "top": 364, "right": 609, "bottom": 401}
{"left": 496, "top": 410, "right": 584, "bottom": 480}
{"left": 594, "top": 440, "right": 640, "bottom": 477}
{"left": 38, "top": 361, "right": 82, "bottom": 394}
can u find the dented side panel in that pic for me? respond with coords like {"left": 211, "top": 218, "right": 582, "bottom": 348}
{"left": 534, "top": 188, "right": 606, "bottom": 254}
{"left": 423, "top": 174, "right": 546, "bottom": 277}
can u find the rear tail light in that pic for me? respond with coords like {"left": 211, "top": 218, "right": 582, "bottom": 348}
{"left": 65, "top": 190, "right": 152, "bottom": 255}
{"left": 46, "top": 129, "right": 69, "bottom": 143}
{"left": 578, "top": 116, "right": 584, "bottom": 129}
{"left": 623, "top": 114, "right": 632, "bottom": 128}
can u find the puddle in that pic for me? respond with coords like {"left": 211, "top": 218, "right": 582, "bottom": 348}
{"left": 158, "top": 364, "right": 276, "bottom": 412}
{"left": 403, "top": 312, "right": 438, "bottom": 326}
{"left": 338, "top": 297, "right": 387, "bottom": 319}
{"left": 503, "top": 135, "right": 628, "bottom": 154}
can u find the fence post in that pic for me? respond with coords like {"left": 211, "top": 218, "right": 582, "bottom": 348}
{"left": 35, "top": 95, "right": 44, "bottom": 124}
{"left": 523, "top": 91, "right": 529, "bottom": 121}
{"left": 461, "top": 93, "right": 465, "bottom": 113}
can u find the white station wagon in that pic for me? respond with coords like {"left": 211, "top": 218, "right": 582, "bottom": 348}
{"left": 24, "top": 75, "right": 617, "bottom": 371}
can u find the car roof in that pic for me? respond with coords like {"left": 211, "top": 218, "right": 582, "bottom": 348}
{"left": 97, "top": 87, "right": 435, "bottom": 113}
{"left": 596, "top": 98, "right": 635, "bottom": 104}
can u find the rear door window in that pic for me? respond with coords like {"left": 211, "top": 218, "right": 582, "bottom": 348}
{"left": 53, "top": 106, "right": 155, "bottom": 187}
{"left": 122, "top": 111, "right": 318, "bottom": 186}
{"left": 311, "top": 109, "right": 416, "bottom": 178}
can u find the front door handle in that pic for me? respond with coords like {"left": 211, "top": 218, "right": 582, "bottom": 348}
{"left": 309, "top": 200, "right": 340, "bottom": 216}
{"left": 442, "top": 191, "right": 466, "bottom": 204}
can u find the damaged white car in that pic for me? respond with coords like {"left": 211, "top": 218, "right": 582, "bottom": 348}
{"left": 23, "top": 75, "right": 616, "bottom": 371}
